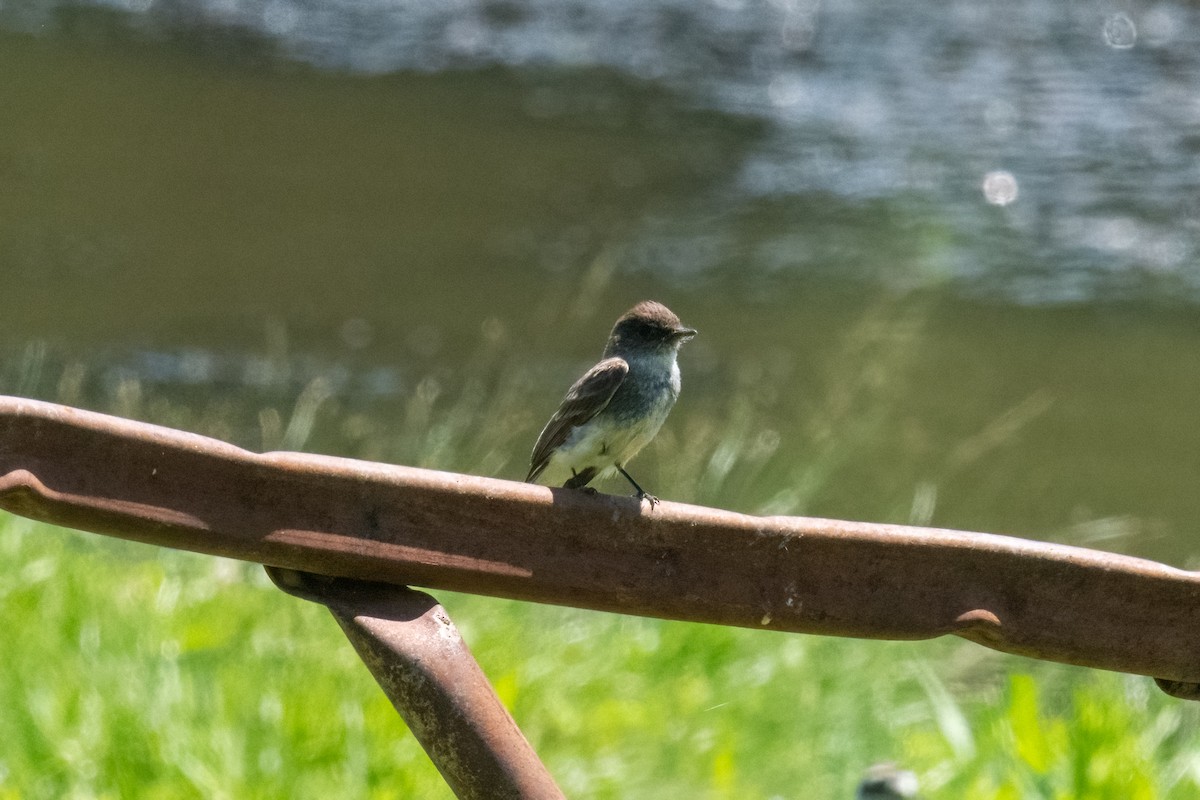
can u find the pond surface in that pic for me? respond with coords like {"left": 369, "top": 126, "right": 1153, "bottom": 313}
{"left": 2, "top": 1, "right": 1198, "bottom": 566}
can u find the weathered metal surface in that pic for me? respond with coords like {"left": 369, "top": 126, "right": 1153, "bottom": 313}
{"left": 2, "top": 395, "right": 1199, "bottom": 685}
{"left": 265, "top": 568, "right": 565, "bottom": 800}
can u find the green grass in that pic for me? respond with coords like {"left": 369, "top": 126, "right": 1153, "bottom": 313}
{"left": 2, "top": 513, "right": 1198, "bottom": 799}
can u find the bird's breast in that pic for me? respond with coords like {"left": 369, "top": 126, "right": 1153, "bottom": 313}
{"left": 608, "top": 354, "right": 680, "bottom": 419}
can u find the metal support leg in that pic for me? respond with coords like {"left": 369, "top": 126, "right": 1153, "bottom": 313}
{"left": 266, "top": 567, "right": 565, "bottom": 800}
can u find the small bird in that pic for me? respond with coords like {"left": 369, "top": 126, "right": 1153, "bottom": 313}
{"left": 525, "top": 300, "right": 696, "bottom": 505}
{"left": 855, "top": 763, "right": 920, "bottom": 800}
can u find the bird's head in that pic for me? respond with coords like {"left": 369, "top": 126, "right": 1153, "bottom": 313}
{"left": 606, "top": 300, "right": 697, "bottom": 356}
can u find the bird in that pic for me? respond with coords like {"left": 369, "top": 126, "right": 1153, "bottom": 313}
{"left": 525, "top": 300, "right": 696, "bottom": 505}
{"left": 855, "top": 763, "right": 920, "bottom": 800}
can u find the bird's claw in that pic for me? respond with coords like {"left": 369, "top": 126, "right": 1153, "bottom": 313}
{"left": 637, "top": 491, "right": 660, "bottom": 508}
{"left": 578, "top": 486, "right": 599, "bottom": 496}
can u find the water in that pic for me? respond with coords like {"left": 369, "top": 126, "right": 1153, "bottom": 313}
{"left": 1, "top": 1, "right": 1198, "bottom": 565}
{"left": 9, "top": 0, "right": 1200, "bottom": 300}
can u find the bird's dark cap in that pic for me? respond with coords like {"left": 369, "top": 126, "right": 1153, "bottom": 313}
{"left": 615, "top": 301, "right": 697, "bottom": 340}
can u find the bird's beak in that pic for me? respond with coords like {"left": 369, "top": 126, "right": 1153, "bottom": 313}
{"left": 673, "top": 326, "right": 698, "bottom": 341}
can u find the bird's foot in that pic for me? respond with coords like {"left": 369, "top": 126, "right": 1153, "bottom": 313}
{"left": 616, "top": 466, "right": 658, "bottom": 507}
{"left": 577, "top": 486, "right": 599, "bottom": 496}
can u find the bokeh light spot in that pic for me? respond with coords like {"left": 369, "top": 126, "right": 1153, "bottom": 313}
{"left": 1103, "top": 13, "right": 1137, "bottom": 49}
{"left": 982, "top": 171, "right": 1019, "bottom": 206}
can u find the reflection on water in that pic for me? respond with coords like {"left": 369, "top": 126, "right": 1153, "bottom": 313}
{"left": 7, "top": 0, "right": 1200, "bottom": 301}
{"left": 1, "top": 4, "right": 1199, "bottom": 566}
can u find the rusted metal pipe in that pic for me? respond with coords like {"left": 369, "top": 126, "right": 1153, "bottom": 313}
{"left": 2, "top": 395, "right": 1199, "bottom": 687}
{"left": 265, "top": 568, "right": 565, "bottom": 800}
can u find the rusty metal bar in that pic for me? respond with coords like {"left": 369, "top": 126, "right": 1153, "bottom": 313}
{"left": 264, "top": 568, "right": 565, "bottom": 800}
{"left": 2, "top": 395, "right": 1199, "bottom": 687}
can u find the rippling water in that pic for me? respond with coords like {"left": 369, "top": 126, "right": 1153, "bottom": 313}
{"left": 8, "top": 0, "right": 1200, "bottom": 302}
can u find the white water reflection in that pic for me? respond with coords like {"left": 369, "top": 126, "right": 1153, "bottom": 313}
{"left": 982, "top": 171, "right": 1018, "bottom": 207}
{"left": 1102, "top": 13, "right": 1137, "bottom": 49}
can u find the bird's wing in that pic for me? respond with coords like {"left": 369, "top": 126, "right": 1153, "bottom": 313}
{"left": 526, "top": 357, "right": 629, "bottom": 483}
